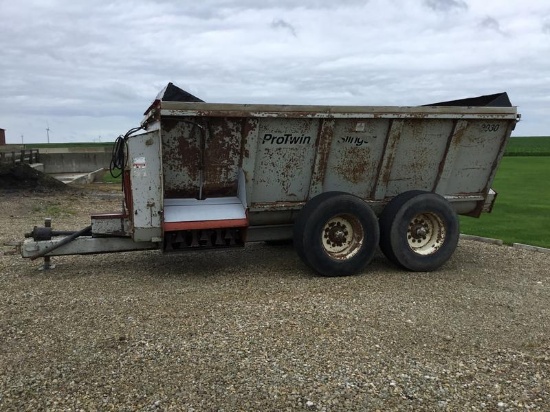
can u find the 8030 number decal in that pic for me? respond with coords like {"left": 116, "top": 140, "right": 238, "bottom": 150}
{"left": 481, "top": 123, "right": 500, "bottom": 132}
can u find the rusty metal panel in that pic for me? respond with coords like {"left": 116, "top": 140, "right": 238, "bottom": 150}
{"left": 161, "top": 117, "right": 243, "bottom": 199}
{"left": 372, "top": 120, "right": 404, "bottom": 200}
{"left": 153, "top": 99, "right": 518, "bottom": 221}
{"left": 322, "top": 119, "right": 390, "bottom": 198}
{"left": 434, "top": 120, "right": 469, "bottom": 194}
{"left": 308, "top": 119, "right": 335, "bottom": 199}
{"left": 442, "top": 119, "right": 511, "bottom": 195}
{"left": 250, "top": 118, "right": 320, "bottom": 203}
{"left": 202, "top": 117, "right": 242, "bottom": 198}
{"left": 161, "top": 118, "right": 201, "bottom": 198}
{"left": 241, "top": 118, "right": 260, "bottom": 206}
{"left": 384, "top": 119, "right": 453, "bottom": 197}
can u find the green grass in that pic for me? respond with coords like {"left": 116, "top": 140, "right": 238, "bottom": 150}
{"left": 460, "top": 156, "right": 550, "bottom": 248}
{"left": 102, "top": 169, "right": 123, "bottom": 184}
{"left": 505, "top": 136, "right": 550, "bottom": 156}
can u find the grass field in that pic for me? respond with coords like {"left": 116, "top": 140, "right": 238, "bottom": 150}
{"left": 505, "top": 136, "right": 550, "bottom": 156}
{"left": 101, "top": 168, "right": 122, "bottom": 184}
{"left": 460, "top": 156, "right": 550, "bottom": 248}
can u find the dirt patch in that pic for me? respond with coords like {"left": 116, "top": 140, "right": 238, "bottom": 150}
{"left": 0, "top": 163, "right": 70, "bottom": 192}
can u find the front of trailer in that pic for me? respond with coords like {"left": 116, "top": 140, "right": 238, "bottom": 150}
{"left": 20, "top": 122, "right": 163, "bottom": 264}
{"left": 20, "top": 83, "right": 251, "bottom": 266}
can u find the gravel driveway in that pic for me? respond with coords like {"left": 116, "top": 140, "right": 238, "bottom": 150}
{"left": 1, "top": 186, "right": 549, "bottom": 411}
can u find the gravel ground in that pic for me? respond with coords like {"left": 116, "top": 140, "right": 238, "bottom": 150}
{"left": 1, "top": 186, "right": 549, "bottom": 411}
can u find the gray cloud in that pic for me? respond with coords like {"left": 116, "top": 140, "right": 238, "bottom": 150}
{"left": 544, "top": 20, "right": 550, "bottom": 34}
{"left": 424, "top": 0, "right": 468, "bottom": 12}
{"left": 271, "top": 19, "right": 297, "bottom": 37}
{"left": 479, "top": 16, "right": 506, "bottom": 35}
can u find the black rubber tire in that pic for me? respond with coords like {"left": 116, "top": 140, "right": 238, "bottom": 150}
{"left": 294, "top": 192, "right": 379, "bottom": 277}
{"left": 293, "top": 191, "right": 348, "bottom": 265}
{"left": 379, "top": 191, "right": 459, "bottom": 272}
{"left": 379, "top": 190, "right": 427, "bottom": 265}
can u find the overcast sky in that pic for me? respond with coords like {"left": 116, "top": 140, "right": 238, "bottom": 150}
{"left": 1, "top": 0, "right": 549, "bottom": 143}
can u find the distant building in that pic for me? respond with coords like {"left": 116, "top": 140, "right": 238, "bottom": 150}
{"left": 0, "top": 128, "right": 5, "bottom": 145}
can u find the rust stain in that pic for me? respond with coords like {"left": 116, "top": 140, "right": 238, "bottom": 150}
{"left": 241, "top": 118, "right": 259, "bottom": 159}
{"left": 251, "top": 201, "right": 306, "bottom": 211}
{"left": 162, "top": 118, "right": 201, "bottom": 198}
{"left": 333, "top": 147, "right": 370, "bottom": 185}
{"left": 432, "top": 120, "right": 465, "bottom": 190}
{"left": 380, "top": 135, "right": 399, "bottom": 185}
{"left": 160, "top": 116, "right": 245, "bottom": 199}
{"left": 310, "top": 119, "right": 334, "bottom": 191}
{"left": 202, "top": 117, "right": 242, "bottom": 198}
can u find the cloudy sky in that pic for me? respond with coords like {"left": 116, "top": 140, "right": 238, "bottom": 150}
{"left": 1, "top": 0, "right": 549, "bottom": 143}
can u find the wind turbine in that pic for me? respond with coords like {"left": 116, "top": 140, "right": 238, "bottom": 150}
{"left": 46, "top": 122, "right": 51, "bottom": 144}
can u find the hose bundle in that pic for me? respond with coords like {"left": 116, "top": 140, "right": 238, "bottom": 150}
{"left": 109, "top": 126, "right": 143, "bottom": 178}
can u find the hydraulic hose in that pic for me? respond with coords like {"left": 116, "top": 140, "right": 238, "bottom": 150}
{"left": 30, "top": 225, "right": 92, "bottom": 261}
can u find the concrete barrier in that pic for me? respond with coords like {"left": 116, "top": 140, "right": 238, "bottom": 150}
{"left": 53, "top": 168, "right": 106, "bottom": 185}
{"left": 41, "top": 152, "right": 112, "bottom": 174}
{"left": 512, "top": 243, "right": 550, "bottom": 254}
{"left": 459, "top": 234, "right": 504, "bottom": 246}
{"left": 30, "top": 163, "right": 45, "bottom": 173}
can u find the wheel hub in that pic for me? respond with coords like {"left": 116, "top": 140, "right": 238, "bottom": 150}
{"left": 407, "top": 213, "right": 446, "bottom": 255}
{"left": 409, "top": 220, "right": 429, "bottom": 242}
{"left": 321, "top": 215, "right": 364, "bottom": 260}
{"left": 325, "top": 222, "right": 349, "bottom": 247}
